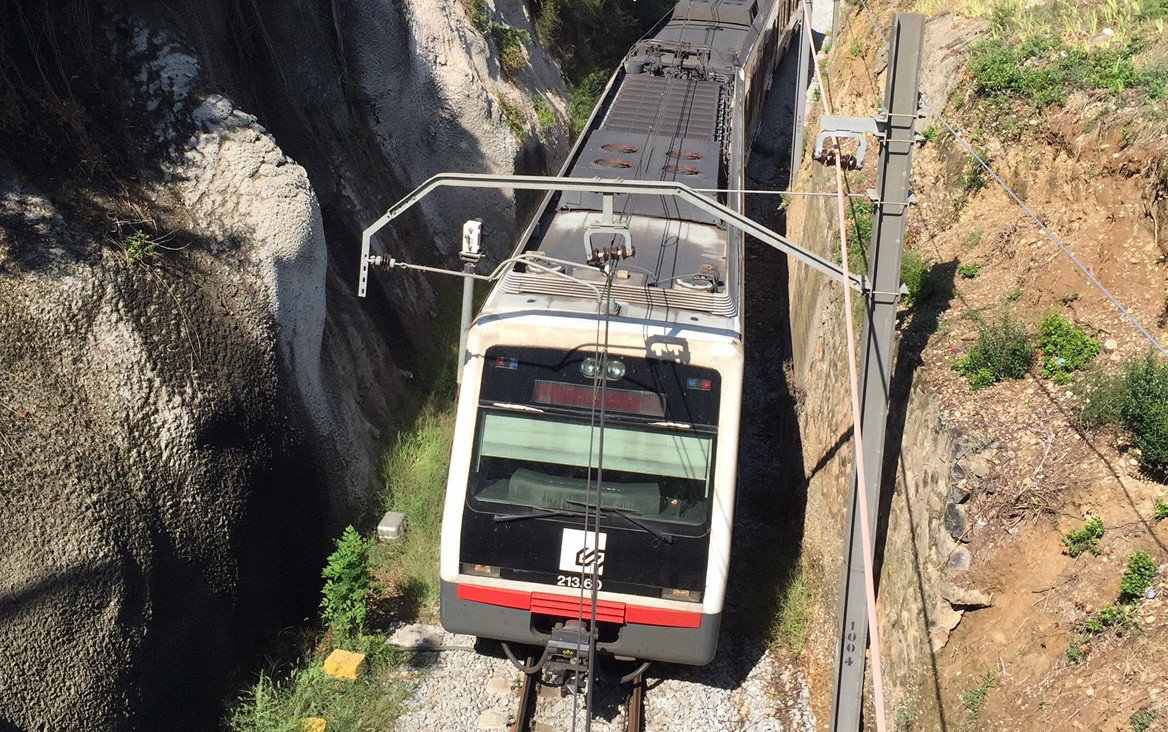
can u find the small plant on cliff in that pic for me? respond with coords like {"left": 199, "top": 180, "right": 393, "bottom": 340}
{"left": 1062, "top": 515, "right": 1104, "bottom": 557}
{"left": 122, "top": 229, "right": 158, "bottom": 264}
{"left": 959, "top": 669, "right": 996, "bottom": 731}
{"left": 1039, "top": 314, "right": 1100, "bottom": 384}
{"left": 490, "top": 22, "right": 532, "bottom": 75}
{"left": 1155, "top": 496, "right": 1168, "bottom": 520}
{"left": 1131, "top": 708, "right": 1157, "bottom": 732}
{"left": 954, "top": 316, "right": 1034, "bottom": 389}
{"left": 321, "top": 525, "right": 375, "bottom": 639}
{"left": 1077, "top": 602, "right": 1134, "bottom": 635}
{"left": 499, "top": 98, "right": 528, "bottom": 138}
{"left": 532, "top": 95, "right": 556, "bottom": 131}
{"left": 900, "top": 250, "right": 938, "bottom": 306}
{"left": 1119, "top": 550, "right": 1157, "bottom": 603}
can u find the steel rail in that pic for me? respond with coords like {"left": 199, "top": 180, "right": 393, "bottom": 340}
{"left": 509, "top": 660, "right": 538, "bottom": 732}
{"left": 358, "top": 173, "right": 868, "bottom": 297}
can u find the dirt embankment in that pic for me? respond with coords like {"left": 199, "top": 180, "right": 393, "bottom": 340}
{"left": 787, "top": 4, "right": 1167, "bottom": 730}
{"left": 0, "top": 0, "right": 567, "bottom": 728}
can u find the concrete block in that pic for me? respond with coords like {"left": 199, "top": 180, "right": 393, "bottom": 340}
{"left": 323, "top": 649, "right": 367, "bottom": 680}
{"left": 301, "top": 719, "right": 327, "bottom": 732}
{"left": 377, "top": 511, "right": 406, "bottom": 541}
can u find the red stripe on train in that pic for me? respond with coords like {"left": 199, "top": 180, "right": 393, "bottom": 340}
{"left": 456, "top": 583, "right": 702, "bottom": 628}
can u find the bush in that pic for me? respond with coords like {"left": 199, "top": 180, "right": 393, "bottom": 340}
{"left": 569, "top": 69, "right": 608, "bottom": 136}
{"left": 532, "top": 95, "right": 555, "bottom": 131}
{"left": 1077, "top": 602, "right": 1133, "bottom": 635}
{"left": 490, "top": 23, "right": 532, "bottom": 75}
{"left": 1156, "top": 497, "right": 1168, "bottom": 520}
{"left": 321, "top": 526, "right": 375, "bottom": 639}
{"left": 1119, "top": 550, "right": 1157, "bottom": 603}
{"left": 1062, "top": 516, "right": 1104, "bottom": 557}
{"left": 900, "top": 250, "right": 937, "bottom": 306}
{"left": 1081, "top": 353, "right": 1168, "bottom": 481}
{"left": 1039, "top": 314, "right": 1100, "bottom": 384}
{"left": 957, "top": 262, "right": 982, "bottom": 279}
{"left": 954, "top": 316, "right": 1034, "bottom": 389}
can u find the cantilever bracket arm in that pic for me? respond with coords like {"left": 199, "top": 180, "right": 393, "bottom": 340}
{"left": 358, "top": 172, "right": 867, "bottom": 297}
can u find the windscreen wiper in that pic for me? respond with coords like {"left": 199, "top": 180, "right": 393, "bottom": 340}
{"left": 565, "top": 500, "right": 673, "bottom": 544}
{"left": 493, "top": 507, "right": 582, "bottom": 523}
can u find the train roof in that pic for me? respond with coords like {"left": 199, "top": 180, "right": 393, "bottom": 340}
{"left": 479, "top": 0, "right": 780, "bottom": 332}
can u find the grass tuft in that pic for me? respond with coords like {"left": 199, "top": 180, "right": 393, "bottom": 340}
{"left": 954, "top": 316, "right": 1034, "bottom": 389}
{"left": 1062, "top": 515, "right": 1104, "bottom": 557}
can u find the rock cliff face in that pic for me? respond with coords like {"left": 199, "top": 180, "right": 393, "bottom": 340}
{"left": 0, "top": 0, "right": 567, "bottom": 728}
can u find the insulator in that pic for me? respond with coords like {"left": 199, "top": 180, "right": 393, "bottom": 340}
{"left": 586, "top": 244, "right": 636, "bottom": 265}
{"left": 813, "top": 149, "right": 860, "bottom": 170}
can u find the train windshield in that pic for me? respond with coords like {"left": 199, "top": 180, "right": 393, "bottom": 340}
{"left": 470, "top": 411, "right": 714, "bottom": 528}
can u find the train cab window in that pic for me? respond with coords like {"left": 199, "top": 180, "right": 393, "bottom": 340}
{"left": 469, "top": 411, "right": 714, "bottom": 528}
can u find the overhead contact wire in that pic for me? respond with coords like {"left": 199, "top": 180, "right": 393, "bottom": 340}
{"left": 804, "top": 5, "right": 890, "bottom": 732}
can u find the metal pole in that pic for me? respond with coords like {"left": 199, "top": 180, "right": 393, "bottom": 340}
{"left": 457, "top": 261, "right": 474, "bottom": 387}
{"left": 791, "top": 2, "right": 810, "bottom": 177}
{"left": 830, "top": 13, "right": 924, "bottom": 732}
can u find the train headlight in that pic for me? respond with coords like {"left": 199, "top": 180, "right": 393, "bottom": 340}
{"left": 461, "top": 563, "right": 501, "bottom": 578}
{"left": 661, "top": 588, "right": 702, "bottom": 602}
{"left": 581, "top": 357, "right": 625, "bottom": 380}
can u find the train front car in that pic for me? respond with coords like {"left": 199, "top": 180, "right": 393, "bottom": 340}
{"left": 439, "top": 0, "right": 786, "bottom": 668}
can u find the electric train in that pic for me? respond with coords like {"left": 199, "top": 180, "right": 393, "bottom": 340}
{"left": 438, "top": 0, "right": 797, "bottom": 668}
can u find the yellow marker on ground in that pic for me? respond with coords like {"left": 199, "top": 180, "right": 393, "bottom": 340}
{"left": 322, "top": 648, "right": 367, "bottom": 681}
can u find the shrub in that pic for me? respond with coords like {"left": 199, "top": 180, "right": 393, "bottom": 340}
{"left": 1081, "top": 353, "right": 1168, "bottom": 480}
{"left": 1039, "top": 314, "right": 1100, "bottom": 384}
{"left": 490, "top": 23, "right": 531, "bottom": 75}
{"left": 1131, "top": 708, "right": 1157, "bottom": 732}
{"left": 963, "top": 228, "right": 983, "bottom": 248}
{"left": 900, "top": 250, "right": 936, "bottom": 306}
{"left": 1119, "top": 550, "right": 1157, "bottom": 603}
{"left": 1062, "top": 516, "right": 1104, "bottom": 557}
{"left": 920, "top": 124, "right": 939, "bottom": 142}
{"left": 1155, "top": 496, "right": 1168, "bottom": 520}
{"left": 954, "top": 316, "right": 1034, "bottom": 389}
{"left": 569, "top": 69, "right": 608, "bottom": 136}
{"left": 1078, "top": 602, "right": 1133, "bottom": 635}
{"left": 321, "top": 526, "right": 375, "bottom": 639}
{"left": 957, "top": 262, "right": 983, "bottom": 279}
{"left": 499, "top": 98, "right": 527, "bottom": 137}
{"left": 532, "top": 95, "right": 555, "bottom": 131}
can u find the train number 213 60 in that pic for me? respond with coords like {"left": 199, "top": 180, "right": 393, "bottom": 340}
{"left": 556, "top": 574, "right": 602, "bottom": 590}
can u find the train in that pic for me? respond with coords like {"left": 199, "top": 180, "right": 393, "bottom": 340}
{"left": 438, "top": 0, "right": 798, "bottom": 672}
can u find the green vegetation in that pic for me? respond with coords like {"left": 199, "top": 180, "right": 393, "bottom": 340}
{"left": 1080, "top": 352, "right": 1168, "bottom": 481}
{"left": 569, "top": 70, "right": 608, "bottom": 136}
{"left": 499, "top": 98, "right": 528, "bottom": 137}
{"left": 770, "top": 566, "right": 810, "bottom": 656}
{"left": 900, "top": 250, "right": 938, "bottom": 306}
{"left": 953, "top": 316, "right": 1034, "bottom": 389}
{"left": 1119, "top": 550, "right": 1157, "bottom": 603}
{"left": 1077, "top": 601, "right": 1134, "bottom": 635}
{"left": 842, "top": 198, "right": 874, "bottom": 275}
{"left": 959, "top": 670, "right": 996, "bottom": 732}
{"left": 961, "top": 152, "right": 988, "bottom": 194}
{"left": 1004, "top": 289, "right": 1022, "bottom": 303}
{"left": 1062, "top": 515, "right": 1104, "bottom": 557}
{"left": 962, "top": 228, "right": 983, "bottom": 249}
{"left": 226, "top": 640, "right": 409, "bottom": 731}
{"left": 957, "top": 262, "right": 983, "bottom": 279}
{"left": 532, "top": 95, "right": 556, "bottom": 131}
{"left": 969, "top": 34, "right": 1166, "bottom": 116}
{"left": 920, "top": 124, "right": 939, "bottom": 142}
{"left": 372, "top": 399, "right": 458, "bottom": 614}
{"left": 321, "top": 526, "right": 375, "bottom": 640}
{"left": 1038, "top": 314, "right": 1100, "bottom": 384}
{"left": 464, "top": 0, "right": 490, "bottom": 32}
{"left": 1131, "top": 708, "right": 1157, "bottom": 732}
{"left": 848, "top": 39, "right": 863, "bottom": 58}
{"left": 122, "top": 229, "right": 158, "bottom": 264}
{"left": 1065, "top": 637, "right": 1087, "bottom": 664}
{"left": 490, "top": 23, "right": 532, "bottom": 75}
{"left": 1155, "top": 496, "right": 1168, "bottom": 520}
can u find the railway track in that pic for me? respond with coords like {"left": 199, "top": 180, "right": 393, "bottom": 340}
{"left": 509, "top": 666, "right": 646, "bottom": 732}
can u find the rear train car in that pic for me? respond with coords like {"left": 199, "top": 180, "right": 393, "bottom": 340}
{"left": 439, "top": 0, "right": 795, "bottom": 666}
